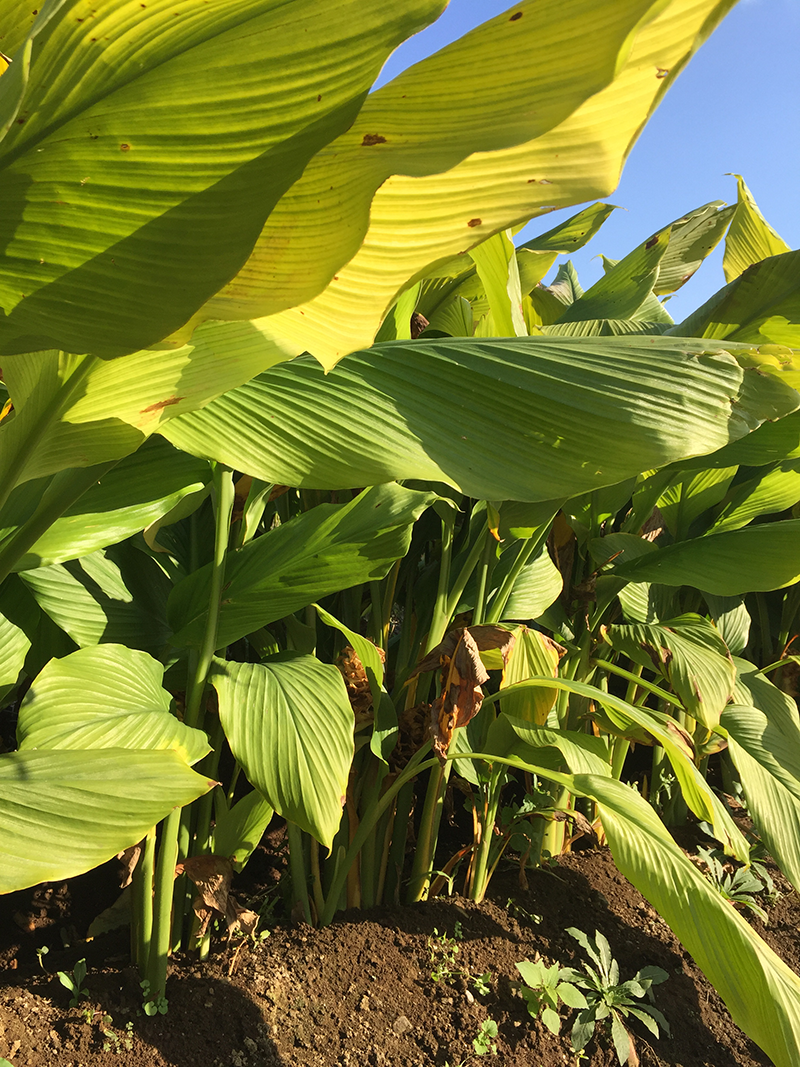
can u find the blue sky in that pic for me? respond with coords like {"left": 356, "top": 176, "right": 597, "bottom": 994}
{"left": 376, "top": 0, "right": 800, "bottom": 322}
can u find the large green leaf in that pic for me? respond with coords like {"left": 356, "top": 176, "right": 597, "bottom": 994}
{"left": 671, "top": 249, "right": 800, "bottom": 351}
{"left": 0, "top": 326, "right": 302, "bottom": 496}
{"left": 0, "top": 0, "right": 442, "bottom": 356}
{"left": 0, "top": 748, "right": 214, "bottom": 892}
{"left": 487, "top": 675, "right": 747, "bottom": 858}
{"left": 16, "top": 644, "right": 210, "bottom": 764}
{"left": 709, "top": 461, "right": 800, "bottom": 533}
{"left": 655, "top": 465, "right": 738, "bottom": 540}
{"left": 0, "top": 573, "right": 38, "bottom": 690}
{"left": 575, "top": 774, "right": 800, "bottom": 1067}
{"left": 723, "top": 666, "right": 800, "bottom": 891}
{"left": 612, "top": 520, "right": 800, "bottom": 595}
{"left": 723, "top": 175, "right": 791, "bottom": 284}
{"left": 555, "top": 223, "right": 670, "bottom": 323}
{"left": 163, "top": 336, "right": 799, "bottom": 502}
{"left": 208, "top": 0, "right": 739, "bottom": 365}
{"left": 168, "top": 484, "right": 432, "bottom": 648}
{"left": 210, "top": 654, "right": 353, "bottom": 849}
{"left": 21, "top": 544, "right": 171, "bottom": 652}
{"left": 0, "top": 437, "right": 210, "bottom": 570}
{"left": 603, "top": 614, "right": 735, "bottom": 728}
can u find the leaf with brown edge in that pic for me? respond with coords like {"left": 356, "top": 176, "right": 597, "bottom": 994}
{"left": 411, "top": 624, "right": 516, "bottom": 677}
{"left": 412, "top": 625, "right": 516, "bottom": 762}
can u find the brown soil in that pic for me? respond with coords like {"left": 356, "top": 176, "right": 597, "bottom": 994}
{"left": 1, "top": 835, "right": 797, "bottom": 1067}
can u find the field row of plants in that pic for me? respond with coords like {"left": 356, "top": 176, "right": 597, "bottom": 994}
{"left": 2, "top": 1, "right": 800, "bottom": 1064}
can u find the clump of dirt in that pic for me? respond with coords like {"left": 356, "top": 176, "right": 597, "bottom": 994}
{"left": 1, "top": 843, "right": 793, "bottom": 1067}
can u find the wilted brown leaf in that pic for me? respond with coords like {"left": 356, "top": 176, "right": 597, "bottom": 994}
{"left": 117, "top": 842, "right": 142, "bottom": 889}
{"left": 177, "top": 854, "right": 257, "bottom": 939}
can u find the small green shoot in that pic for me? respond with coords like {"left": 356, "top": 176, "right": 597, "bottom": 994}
{"left": 428, "top": 926, "right": 462, "bottom": 984}
{"left": 57, "top": 958, "right": 89, "bottom": 1008}
{"left": 140, "top": 979, "right": 169, "bottom": 1016}
{"left": 35, "top": 945, "right": 49, "bottom": 971}
{"left": 566, "top": 928, "right": 669, "bottom": 1066}
{"left": 515, "top": 957, "right": 588, "bottom": 1035}
{"left": 697, "top": 846, "right": 771, "bottom": 922}
{"left": 473, "top": 1018, "right": 498, "bottom": 1056}
{"left": 471, "top": 970, "right": 493, "bottom": 996}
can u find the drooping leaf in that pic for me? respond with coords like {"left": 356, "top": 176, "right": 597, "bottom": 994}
{"left": 710, "top": 461, "right": 800, "bottom": 534}
{"left": 499, "top": 628, "right": 565, "bottom": 725}
{"left": 16, "top": 644, "right": 210, "bottom": 764}
{"left": 168, "top": 484, "right": 432, "bottom": 648}
{"left": 212, "top": 789, "right": 274, "bottom": 872}
{"left": 0, "top": 748, "right": 214, "bottom": 892}
{"left": 233, "top": 0, "right": 740, "bottom": 366}
{"left": 485, "top": 676, "right": 747, "bottom": 859}
{"left": 612, "top": 520, "right": 800, "bottom": 595}
{"left": 21, "top": 544, "right": 171, "bottom": 652}
{"left": 0, "top": 437, "right": 211, "bottom": 570}
{"left": 162, "top": 336, "right": 799, "bottom": 502}
{"left": 0, "top": 0, "right": 443, "bottom": 356}
{"left": 210, "top": 654, "right": 353, "bottom": 849}
{"left": 603, "top": 614, "right": 735, "bottom": 728}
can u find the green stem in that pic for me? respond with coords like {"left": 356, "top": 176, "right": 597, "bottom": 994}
{"left": 444, "top": 522, "right": 492, "bottom": 621}
{"left": 469, "top": 767, "right": 504, "bottom": 903}
{"left": 384, "top": 779, "right": 414, "bottom": 904}
{"left": 146, "top": 466, "right": 235, "bottom": 992}
{"left": 183, "top": 466, "right": 236, "bottom": 729}
{"left": 471, "top": 528, "right": 496, "bottom": 626}
{"left": 145, "top": 808, "right": 181, "bottom": 1000}
{"left": 287, "top": 821, "right": 313, "bottom": 925}
{"left": 131, "top": 828, "right": 156, "bottom": 974}
{"left": 320, "top": 746, "right": 435, "bottom": 926}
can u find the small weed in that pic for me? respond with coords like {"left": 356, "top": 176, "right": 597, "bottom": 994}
{"left": 57, "top": 958, "right": 89, "bottom": 1008}
{"left": 427, "top": 925, "right": 491, "bottom": 994}
{"left": 565, "top": 928, "right": 669, "bottom": 1066}
{"left": 515, "top": 957, "right": 588, "bottom": 1035}
{"left": 35, "top": 945, "right": 49, "bottom": 971}
{"left": 473, "top": 1018, "right": 498, "bottom": 1056}
{"left": 428, "top": 927, "right": 461, "bottom": 984}
{"left": 506, "top": 898, "right": 543, "bottom": 926}
{"left": 139, "top": 979, "right": 169, "bottom": 1016}
{"left": 697, "top": 846, "right": 773, "bottom": 922}
{"left": 101, "top": 1017, "right": 134, "bottom": 1054}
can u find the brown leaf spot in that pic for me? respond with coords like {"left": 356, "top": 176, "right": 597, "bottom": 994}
{"left": 362, "top": 133, "right": 387, "bottom": 146}
{"left": 467, "top": 218, "right": 482, "bottom": 228}
{"left": 656, "top": 67, "right": 669, "bottom": 79}
{"left": 645, "top": 234, "right": 659, "bottom": 249}
{"left": 509, "top": 10, "right": 523, "bottom": 19}
{"left": 120, "top": 143, "right": 131, "bottom": 152}
{"left": 141, "top": 395, "right": 183, "bottom": 414}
